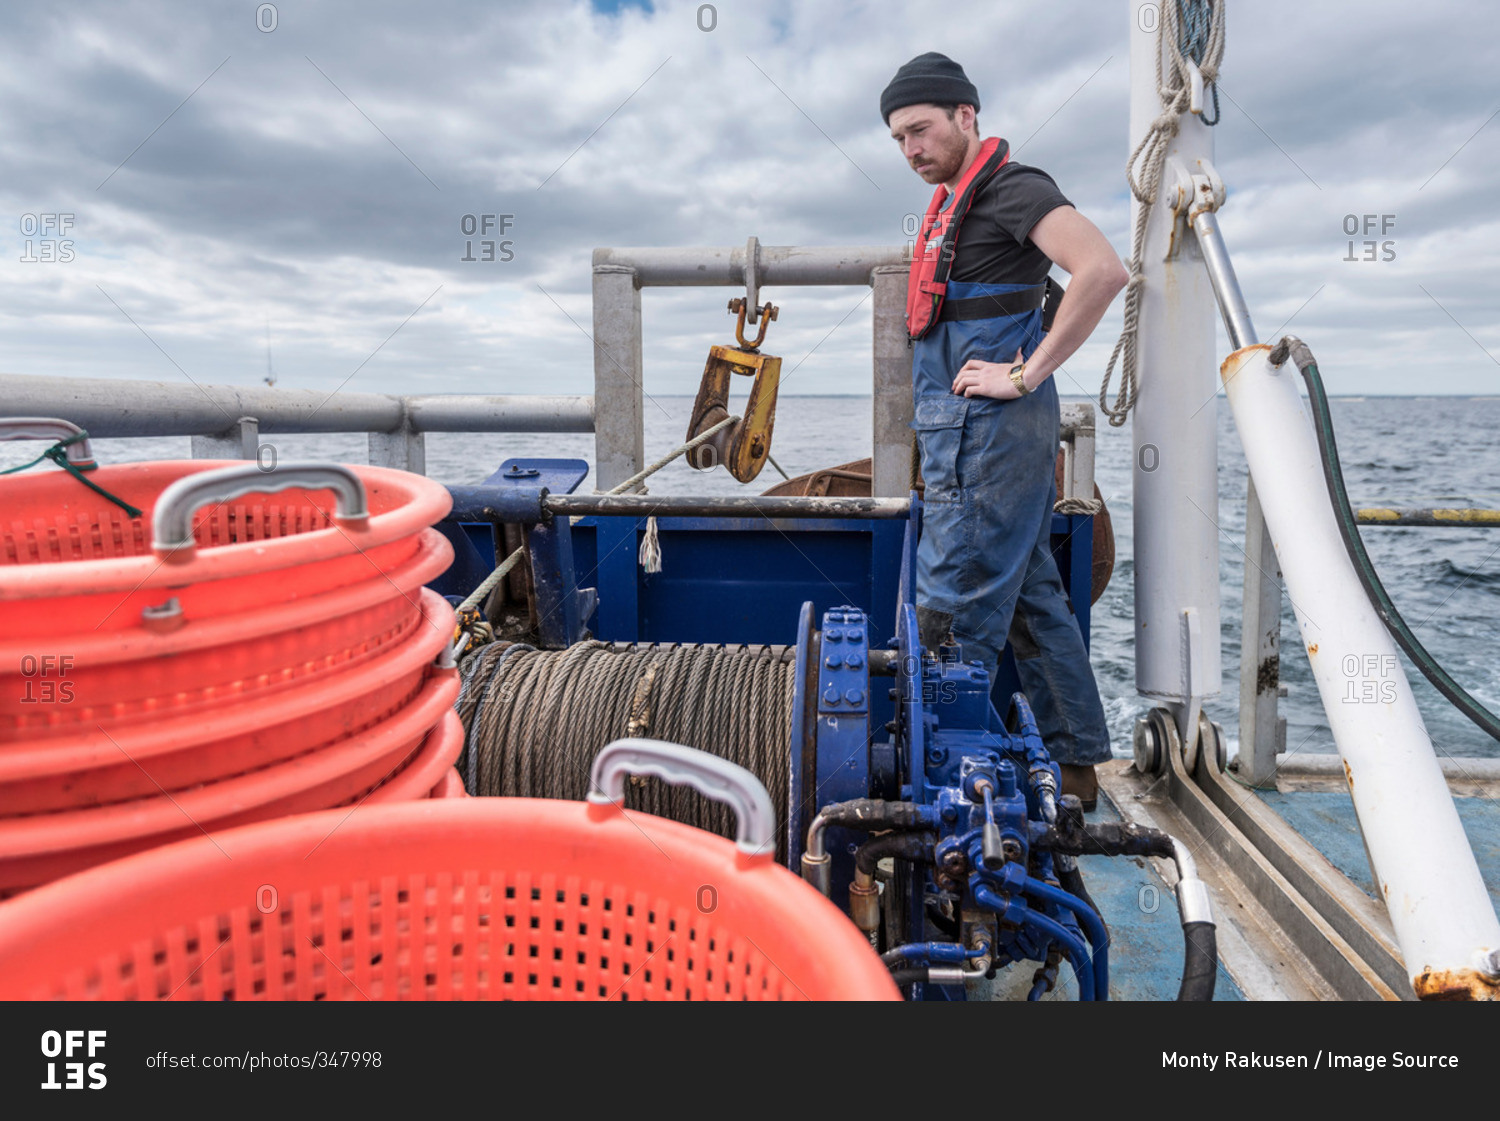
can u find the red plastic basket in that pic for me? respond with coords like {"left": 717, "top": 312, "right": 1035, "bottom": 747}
{"left": 1, "top": 460, "right": 453, "bottom": 745}
{"left": 0, "top": 740, "right": 899, "bottom": 1000}
{"left": 428, "top": 768, "right": 467, "bottom": 799}
{"left": 0, "top": 589, "right": 454, "bottom": 811}
{"left": 0, "top": 668, "right": 459, "bottom": 894}
{"left": 364, "top": 710, "right": 465, "bottom": 805}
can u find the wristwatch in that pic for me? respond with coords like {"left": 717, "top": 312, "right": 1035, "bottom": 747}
{"left": 1009, "top": 362, "right": 1031, "bottom": 396}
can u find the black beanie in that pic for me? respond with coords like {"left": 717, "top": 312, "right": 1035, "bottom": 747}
{"left": 880, "top": 52, "right": 980, "bottom": 124}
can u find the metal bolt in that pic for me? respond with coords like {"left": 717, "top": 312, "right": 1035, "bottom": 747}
{"left": 825, "top": 655, "right": 840, "bottom": 668}
{"left": 1001, "top": 840, "right": 1024, "bottom": 863}
{"left": 844, "top": 688, "right": 864, "bottom": 705}
{"left": 845, "top": 653, "right": 863, "bottom": 669}
{"left": 822, "top": 687, "right": 840, "bottom": 705}
{"left": 825, "top": 627, "right": 844, "bottom": 642}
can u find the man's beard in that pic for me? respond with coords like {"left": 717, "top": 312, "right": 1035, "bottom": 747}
{"left": 913, "top": 122, "right": 969, "bottom": 184}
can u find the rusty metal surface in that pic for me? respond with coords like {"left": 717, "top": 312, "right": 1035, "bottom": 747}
{"left": 685, "top": 340, "right": 781, "bottom": 484}
{"left": 762, "top": 458, "right": 873, "bottom": 499}
{"left": 1413, "top": 967, "right": 1500, "bottom": 1001}
{"left": 1357, "top": 507, "right": 1500, "bottom": 527}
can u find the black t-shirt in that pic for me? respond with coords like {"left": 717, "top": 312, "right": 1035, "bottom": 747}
{"left": 946, "top": 139, "right": 1072, "bottom": 285}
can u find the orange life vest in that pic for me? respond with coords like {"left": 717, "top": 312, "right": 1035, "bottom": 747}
{"left": 905, "top": 136, "right": 1010, "bottom": 340}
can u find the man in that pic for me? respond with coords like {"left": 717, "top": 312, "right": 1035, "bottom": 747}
{"left": 883, "top": 52, "right": 1127, "bottom": 808}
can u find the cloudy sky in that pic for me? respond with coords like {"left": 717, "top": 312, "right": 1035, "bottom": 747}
{"left": 2, "top": 0, "right": 1497, "bottom": 401}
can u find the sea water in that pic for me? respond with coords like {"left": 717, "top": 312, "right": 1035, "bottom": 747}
{"left": 13, "top": 395, "right": 1497, "bottom": 762}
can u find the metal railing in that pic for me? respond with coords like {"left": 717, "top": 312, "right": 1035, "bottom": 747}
{"left": 0, "top": 372, "right": 594, "bottom": 474}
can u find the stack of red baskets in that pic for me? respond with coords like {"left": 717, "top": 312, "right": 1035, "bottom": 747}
{"left": 0, "top": 456, "right": 464, "bottom": 895}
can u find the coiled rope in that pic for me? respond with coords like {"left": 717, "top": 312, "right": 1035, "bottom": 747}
{"left": 1054, "top": 495, "right": 1103, "bottom": 515}
{"left": 1100, "top": 0, "right": 1227, "bottom": 427}
{"left": 458, "top": 641, "right": 797, "bottom": 854}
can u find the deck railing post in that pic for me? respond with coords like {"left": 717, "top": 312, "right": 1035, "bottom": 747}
{"left": 591, "top": 263, "right": 644, "bottom": 492}
{"left": 871, "top": 263, "right": 913, "bottom": 499}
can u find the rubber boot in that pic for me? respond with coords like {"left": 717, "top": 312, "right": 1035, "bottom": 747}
{"left": 915, "top": 605, "right": 954, "bottom": 655}
{"left": 1059, "top": 764, "right": 1098, "bottom": 813}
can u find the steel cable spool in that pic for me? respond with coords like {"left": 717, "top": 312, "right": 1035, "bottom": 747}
{"left": 461, "top": 641, "right": 797, "bottom": 858}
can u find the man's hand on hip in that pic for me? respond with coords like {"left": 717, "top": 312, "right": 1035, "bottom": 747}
{"left": 953, "top": 348, "right": 1029, "bottom": 399}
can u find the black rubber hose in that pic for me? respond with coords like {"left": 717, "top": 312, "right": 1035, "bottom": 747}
{"left": 1276, "top": 336, "right": 1500, "bottom": 743}
{"left": 889, "top": 967, "right": 928, "bottom": 989}
{"left": 1177, "top": 922, "right": 1217, "bottom": 1002}
{"left": 817, "top": 798, "right": 931, "bottom": 832}
{"left": 1057, "top": 864, "right": 1105, "bottom": 930}
{"left": 854, "top": 831, "right": 936, "bottom": 876}
{"left": 925, "top": 903, "right": 960, "bottom": 939}
{"left": 1034, "top": 818, "right": 1176, "bottom": 861}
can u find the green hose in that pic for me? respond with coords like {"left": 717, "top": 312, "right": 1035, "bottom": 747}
{"left": 1271, "top": 335, "right": 1500, "bottom": 743}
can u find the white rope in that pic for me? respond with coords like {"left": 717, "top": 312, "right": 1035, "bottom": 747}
{"left": 1054, "top": 495, "right": 1103, "bottom": 515}
{"left": 638, "top": 514, "right": 663, "bottom": 574}
{"left": 456, "top": 414, "right": 740, "bottom": 621}
{"left": 1100, "top": 0, "right": 1227, "bottom": 427}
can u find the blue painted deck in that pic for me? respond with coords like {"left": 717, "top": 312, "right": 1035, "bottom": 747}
{"left": 1077, "top": 798, "right": 1245, "bottom": 1001}
{"left": 1259, "top": 788, "right": 1500, "bottom": 913}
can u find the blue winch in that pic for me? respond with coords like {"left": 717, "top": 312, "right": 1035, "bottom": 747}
{"left": 436, "top": 457, "right": 1216, "bottom": 1001}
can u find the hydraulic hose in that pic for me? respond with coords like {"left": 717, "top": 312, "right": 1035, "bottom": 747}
{"left": 854, "top": 831, "right": 936, "bottom": 877}
{"left": 1273, "top": 335, "right": 1500, "bottom": 743}
{"left": 973, "top": 884, "right": 1095, "bottom": 1001}
{"left": 1021, "top": 876, "right": 1109, "bottom": 1000}
{"left": 1179, "top": 922, "right": 1218, "bottom": 1002}
{"left": 1168, "top": 839, "right": 1217, "bottom": 1002}
{"left": 1057, "top": 864, "right": 1104, "bottom": 929}
{"left": 881, "top": 941, "right": 986, "bottom": 969}
{"left": 889, "top": 965, "right": 967, "bottom": 990}
{"left": 1034, "top": 817, "right": 1217, "bottom": 1000}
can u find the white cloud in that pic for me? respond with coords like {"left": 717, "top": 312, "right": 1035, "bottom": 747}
{"left": 0, "top": 0, "right": 1496, "bottom": 399}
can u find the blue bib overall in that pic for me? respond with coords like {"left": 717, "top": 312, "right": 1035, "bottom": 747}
{"left": 911, "top": 279, "right": 1111, "bottom": 766}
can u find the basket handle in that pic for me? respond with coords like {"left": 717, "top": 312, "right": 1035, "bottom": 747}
{"left": 588, "top": 738, "right": 776, "bottom": 858}
{"left": 152, "top": 461, "right": 370, "bottom": 562}
{"left": 0, "top": 417, "right": 95, "bottom": 468}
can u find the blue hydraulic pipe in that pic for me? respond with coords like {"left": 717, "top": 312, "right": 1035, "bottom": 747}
{"left": 972, "top": 885, "right": 1095, "bottom": 1001}
{"left": 1022, "top": 875, "right": 1110, "bottom": 1000}
{"left": 881, "top": 941, "right": 987, "bottom": 968}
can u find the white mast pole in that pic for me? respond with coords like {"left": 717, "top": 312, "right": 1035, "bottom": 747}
{"left": 1128, "top": 1, "right": 1221, "bottom": 743}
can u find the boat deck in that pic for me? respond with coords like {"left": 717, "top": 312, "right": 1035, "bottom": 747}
{"left": 1092, "top": 759, "right": 1500, "bottom": 1001}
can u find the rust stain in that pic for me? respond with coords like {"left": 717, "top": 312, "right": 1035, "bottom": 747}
{"left": 1343, "top": 758, "right": 1353, "bottom": 790}
{"left": 1413, "top": 968, "right": 1500, "bottom": 1002}
{"left": 1256, "top": 655, "right": 1280, "bottom": 693}
{"left": 1307, "top": 643, "right": 1319, "bottom": 656}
